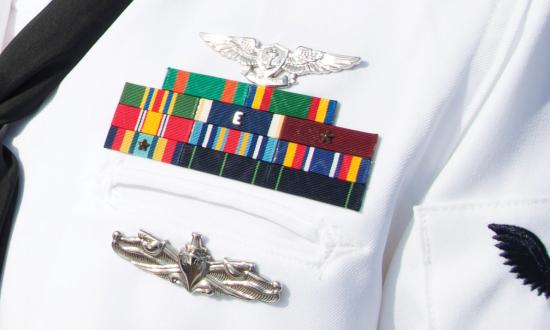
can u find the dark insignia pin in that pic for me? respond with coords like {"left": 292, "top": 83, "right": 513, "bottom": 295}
{"left": 488, "top": 223, "right": 550, "bottom": 299}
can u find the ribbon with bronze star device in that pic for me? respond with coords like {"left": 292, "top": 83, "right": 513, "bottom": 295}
{"left": 111, "top": 103, "right": 372, "bottom": 184}
{"left": 163, "top": 68, "right": 338, "bottom": 124}
{"left": 194, "top": 99, "right": 378, "bottom": 159}
{"left": 117, "top": 83, "right": 378, "bottom": 159}
{"left": 104, "top": 126, "right": 366, "bottom": 210}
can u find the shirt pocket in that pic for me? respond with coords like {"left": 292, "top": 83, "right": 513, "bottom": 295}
{"left": 98, "top": 156, "right": 339, "bottom": 267}
{"left": 414, "top": 198, "right": 550, "bottom": 329}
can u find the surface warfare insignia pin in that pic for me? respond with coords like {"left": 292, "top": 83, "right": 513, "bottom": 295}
{"left": 200, "top": 32, "right": 361, "bottom": 87}
{"left": 112, "top": 230, "right": 282, "bottom": 303}
{"left": 488, "top": 224, "right": 550, "bottom": 299}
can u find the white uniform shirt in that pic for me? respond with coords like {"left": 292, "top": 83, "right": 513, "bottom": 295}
{"left": 0, "top": 0, "right": 549, "bottom": 329}
{"left": 0, "top": 0, "right": 13, "bottom": 49}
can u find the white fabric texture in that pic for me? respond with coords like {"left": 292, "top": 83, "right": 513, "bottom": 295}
{"left": 1, "top": 0, "right": 54, "bottom": 50}
{"left": 0, "top": 0, "right": 12, "bottom": 49}
{"left": 0, "top": 0, "right": 548, "bottom": 329}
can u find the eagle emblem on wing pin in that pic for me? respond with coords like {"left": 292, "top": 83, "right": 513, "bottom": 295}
{"left": 200, "top": 32, "right": 361, "bottom": 87}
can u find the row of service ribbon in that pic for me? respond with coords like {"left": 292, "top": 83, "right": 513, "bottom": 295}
{"left": 105, "top": 69, "right": 378, "bottom": 210}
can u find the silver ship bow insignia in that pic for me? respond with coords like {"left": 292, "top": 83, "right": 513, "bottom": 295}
{"left": 112, "top": 230, "right": 282, "bottom": 304}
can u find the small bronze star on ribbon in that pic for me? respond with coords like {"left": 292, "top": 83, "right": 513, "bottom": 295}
{"left": 138, "top": 139, "right": 150, "bottom": 151}
{"left": 320, "top": 130, "right": 335, "bottom": 144}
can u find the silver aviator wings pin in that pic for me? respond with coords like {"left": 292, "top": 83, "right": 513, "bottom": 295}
{"left": 200, "top": 32, "right": 361, "bottom": 87}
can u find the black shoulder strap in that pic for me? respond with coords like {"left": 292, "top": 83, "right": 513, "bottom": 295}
{"left": 0, "top": 0, "right": 133, "bottom": 286}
